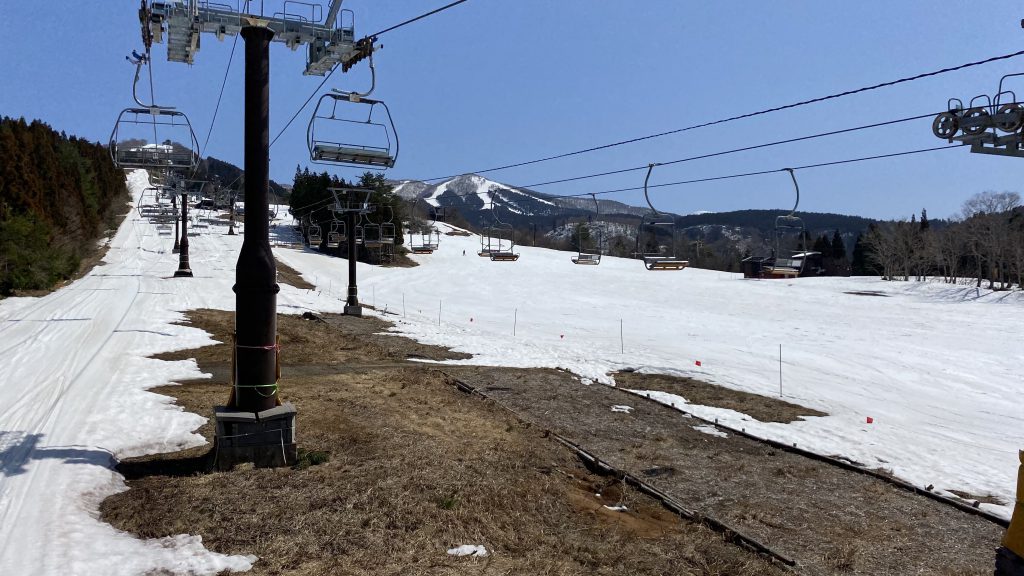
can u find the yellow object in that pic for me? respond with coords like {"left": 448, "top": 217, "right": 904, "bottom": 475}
{"left": 1004, "top": 450, "right": 1024, "bottom": 557}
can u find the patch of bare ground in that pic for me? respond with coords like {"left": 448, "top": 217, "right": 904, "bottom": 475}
{"left": 275, "top": 258, "right": 315, "bottom": 290}
{"left": 614, "top": 371, "right": 826, "bottom": 423}
{"left": 105, "top": 311, "right": 785, "bottom": 575}
{"left": 949, "top": 490, "right": 1006, "bottom": 506}
{"left": 844, "top": 291, "right": 890, "bottom": 297}
{"left": 444, "top": 229, "right": 471, "bottom": 236}
{"left": 445, "top": 366, "right": 1003, "bottom": 576}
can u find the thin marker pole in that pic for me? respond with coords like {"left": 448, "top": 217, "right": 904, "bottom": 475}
{"left": 403, "top": 293, "right": 406, "bottom": 318}
{"left": 438, "top": 299, "right": 442, "bottom": 326}
{"left": 779, "top": 344, "right": 783, "bottom": 397}
{"left": 513, "top": 308, "right": 518, "bottom": 336}
{"left": 620, "top": 319, "right": 624, "bottom": 353}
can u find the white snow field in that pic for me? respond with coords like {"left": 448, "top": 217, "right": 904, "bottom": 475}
{"left": 0, "top": 170, "right": 1020, "bottom": 575}
{"left": 277, "top": 219, "right": 1024, "bottom": 521}
{"left": 0, "top": 172, "right": 344, "bottom": 575}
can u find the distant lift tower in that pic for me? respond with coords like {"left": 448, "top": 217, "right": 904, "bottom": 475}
{"left": 139, "top": 0, "right": 376, "bottom": 468}
{"left": 329, "top": 187, "right": 375, "bottom": 317}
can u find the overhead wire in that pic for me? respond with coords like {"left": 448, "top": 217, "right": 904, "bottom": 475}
{"left": 549, "top": 145, "right": 960, "bottom": 201}
{"left": 230, "top": 1, "right": 475, "bottom": 198}
{"left": 418, "top": 49, "right": 1024, "bottom": 182}
{"left": 427, "top": 144, "right": 960, "bottom": 206}
{"left": 518, "top": 111, "right": 939, "bottom": 189}
{"left": 268, "top": 0, "right": 472, "bottom": 149}
{"left": 191, "top": 33, "right": 240, "bottom": 181}
{"left": 364, "top": 0, "right": 472, "bottom": 39}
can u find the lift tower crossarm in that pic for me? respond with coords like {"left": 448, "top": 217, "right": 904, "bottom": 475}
{"left": 145, "top": 0, "right": 364, "bottom": 76}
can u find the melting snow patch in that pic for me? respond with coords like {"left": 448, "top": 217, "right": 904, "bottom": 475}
{"left": 693, "top": 424, "right": 728, "bottom": 438}
{"left": 603, "top": 505, "right": 628, "bottom": 512}
{"left": 610, "top": 405, "right": 633, "bottom": 414}
{"left": 447, "top": 545, "right": 488, "bottom": 557}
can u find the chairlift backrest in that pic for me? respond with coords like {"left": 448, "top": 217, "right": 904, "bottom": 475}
{"left": 110, "top": 107, "right": 200, "bottom": 170}
{"left": 308, "top": 92, "right": 399, "bottom": 169}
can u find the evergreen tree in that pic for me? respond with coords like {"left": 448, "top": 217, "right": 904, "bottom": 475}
{"left": 851, "top": 231, "right": 871, "bottom": 275}
{"left": 831, "top": 230, "right": 847, "bottom": 260}
{"left": 812, "top": 233, "right": 831, "bottom": 254}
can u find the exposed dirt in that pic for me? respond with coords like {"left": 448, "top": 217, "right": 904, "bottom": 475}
{"left": 109, "top": 309, "right": 1004, "bottom": 575}
{"left": 104, "top": 311, "right": 786, "bottom": 576}
{"left": 614, "top": 371, "right": 827, "bottom": 424}
{"left": 949, "top": 490, "right": 1007, "bottom": 506}
{"left": 275, "top": 258, "right": 315, "bottom": 290}
{"left": 444, "top": 366, "right": 1003, "bottom": 576}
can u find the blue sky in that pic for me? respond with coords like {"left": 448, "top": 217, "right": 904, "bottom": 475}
{"left": 2, "top": 1, "right": 1023, "bottom": 220}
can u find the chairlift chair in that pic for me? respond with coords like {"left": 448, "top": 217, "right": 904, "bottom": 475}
{"left": 762, "top": 169, "right": 809, "bottom": 279}
{"left": 110, "top": 107, "right": 200, "bottom": 171}
{"left": 634, "top": 165, "right": 688, "bottom": 271}
{"left": 326, "top": 219, "right": 345, "bottom": 248}
{"left": 379, "top": 205, "right": 396, "bottom": 245}
{"left": 486, "top": 204, "right": 519, "bottom": 262}
{"left": 308, "top": 223, "right": 324, "bottom": 246}
{"left": 409, "top": 231, "right": 433, "bottom": 254}
{"left": 572, "top": 193, "right": 603, "bottom": 265}
{"left": 307, "top": 91, "right": 398, "bottom": 169}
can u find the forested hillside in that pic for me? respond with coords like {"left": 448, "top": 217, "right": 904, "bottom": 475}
{"left": 0, "top": 117, "right": 129, "bottom": 295}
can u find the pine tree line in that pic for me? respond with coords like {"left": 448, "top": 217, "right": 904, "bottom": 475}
{"left": 289, "top": 167, "right": 406, "bottom": 261}
{"left": 0, "top": 116, "right": 129, "bottom": 295}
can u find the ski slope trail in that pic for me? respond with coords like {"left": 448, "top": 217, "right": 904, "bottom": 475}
{"left": 277, "top": 222, "right": 1024, "bottom": 521}
{"left": 0, "top": 173, "right": 341, "bottom": 575}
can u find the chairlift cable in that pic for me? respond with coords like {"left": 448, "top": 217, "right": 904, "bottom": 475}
{"left": 364, "top": 0, "right": 472, "bottom": 39}
{"left": 426, "top": 144, "right": 957, "bottom": 204}
{"left": 518, "top": 111, "right": 938, "bottom": 189}
{"left": 270, "top": 70, "right": 336, "bottom": 148}
{"left": 418, "top": 49, "right": 1024, "bottom": 182}
{"left": 194, "top": 33, "right": 240, "bottom": 176}
{"left": 549, "top": 144, "right": 959, "bottom": 201}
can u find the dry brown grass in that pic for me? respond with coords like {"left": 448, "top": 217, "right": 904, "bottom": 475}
{"left": 102, "top": 311, "right": 787, "bottom": 576}
{"left": 275, "top": 258, "right": 315, "bottom": 290}
{"left": 614, "top": 371, "right": 826, "bottom": 423}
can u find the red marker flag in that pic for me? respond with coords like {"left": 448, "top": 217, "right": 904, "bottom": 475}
{"left": 695, "top": 360, "right": 702, "bottom": 367}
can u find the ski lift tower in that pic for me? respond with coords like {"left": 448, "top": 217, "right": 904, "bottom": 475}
{"left": 140, "top": 0, "right": 377, "bottom": 468}
{"left": 330, "top": 187, "right": 374, "bottom": 316}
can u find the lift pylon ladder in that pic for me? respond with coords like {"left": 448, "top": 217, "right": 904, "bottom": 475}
{"left": 572, "top": 193, "right": 603, "bottom": 265}
{"left": 634, "top": 165, "right": 688, "bottom": 271}
{"left": 141, "top": 0, "right": 369, "bottom": 76}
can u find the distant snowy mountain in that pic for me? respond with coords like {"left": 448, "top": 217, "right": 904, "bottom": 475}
{"left": 387, "top": 173, "right": 874, "bottom": 260}
{"left": 388, "top": 173, "right": 651, "bottom": 223}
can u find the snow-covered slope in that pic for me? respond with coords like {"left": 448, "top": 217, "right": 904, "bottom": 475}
{"left": 1, "top": 170, "right": 1020, "bottom": 575}
{"left": 276, "top": 224, "right": 1024, "bottom": 521}
{"left": 0, "top": 172, "right": 346, "bottom": 575}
